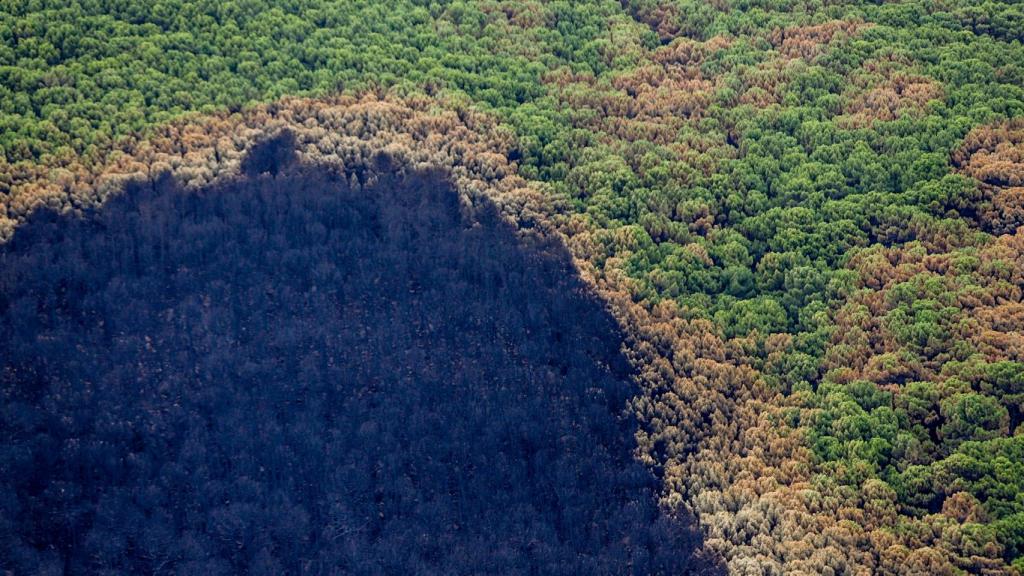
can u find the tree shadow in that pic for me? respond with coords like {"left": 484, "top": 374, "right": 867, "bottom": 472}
{"left": 0, "top": 135, "right": 723, "bottom": 575}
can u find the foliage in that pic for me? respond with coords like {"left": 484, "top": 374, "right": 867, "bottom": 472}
{"left": 2, "top": 0, "right": 1024, "bottom": 572}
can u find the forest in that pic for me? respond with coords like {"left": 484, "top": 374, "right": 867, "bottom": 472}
{"left": 1, "top": 0, "right": 1023, "bottom": 574}
{"left": 1, "top": 139, "right": 719, "bottom": 574}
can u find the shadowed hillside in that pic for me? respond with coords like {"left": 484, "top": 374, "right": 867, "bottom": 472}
{"left": 0, "top": 139, "right": 721, "bottom": 575}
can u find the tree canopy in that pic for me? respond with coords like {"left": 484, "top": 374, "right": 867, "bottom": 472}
{"left": 2, "top": 0, "right": 1023, "bottom": 573}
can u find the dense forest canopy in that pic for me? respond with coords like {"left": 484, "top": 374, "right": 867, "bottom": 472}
{"left": 2, "top": 0, "right": 1023, "bottom": 574}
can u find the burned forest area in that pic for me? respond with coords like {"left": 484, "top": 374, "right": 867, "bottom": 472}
{"left": 0, "top": 139, "right": 718, "bottom": 575}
